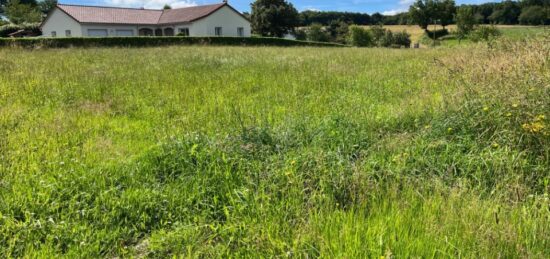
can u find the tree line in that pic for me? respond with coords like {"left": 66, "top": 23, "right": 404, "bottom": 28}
{"left": 298, "top": 0, "right": 549, "bottom": 27}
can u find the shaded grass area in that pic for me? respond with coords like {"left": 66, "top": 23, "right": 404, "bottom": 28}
{"left": 0, "top": 38, "right": 549, "bottom": 257}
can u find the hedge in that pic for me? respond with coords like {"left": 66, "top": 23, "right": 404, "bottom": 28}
{"left": 0, "top": 36, "right": 345, "bottom": 48}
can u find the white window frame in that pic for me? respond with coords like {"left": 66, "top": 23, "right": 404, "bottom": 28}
{"left": 215, "top": 27, "right": 222, "bottom": 36}
{"left": 65, "top": 30, "right": 71, "bottom": 37}
{"left": 237, "top": 27, "right": 244, "bottom": 37}
{"left": 51, "top": 31, "right": 56, "bottom": 37}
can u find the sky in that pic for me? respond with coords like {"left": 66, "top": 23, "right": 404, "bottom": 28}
{"left": 59, "top": 0, "right": 496, "bottom": 15}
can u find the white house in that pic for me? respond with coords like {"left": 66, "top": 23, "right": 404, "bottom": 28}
{"left": 40, "top": 2, "right": 251, "bottom": 37}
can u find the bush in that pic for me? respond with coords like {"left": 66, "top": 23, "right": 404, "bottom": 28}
{"left": 424, "top": 29, "right": 449, "bottom": 40}
{"left": 0, "top": 36, "right": 345, "bottom": 48}
{"left": 293, "top": 29, "right": 307, "bottom": 41}
{"left": 367, "top": 25, "right": 411, "bottom": 48}
{"left": 469, "top": 26, "right": 501, "bottom": 43}
{"left": 306, "top": 23, "right": 330, "bottom": 42}
{"left": 347, "top": 25, "right": 372, "bottom": 47}
{"left": 369, "top": 24, "right": 386, "bottom": 44}
{"left": 392, "top": 31, "right": 411, "bottom": 48}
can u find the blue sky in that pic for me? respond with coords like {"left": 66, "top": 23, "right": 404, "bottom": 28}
{"left": 60, "top": 0, "right": 495, "bottom": 14}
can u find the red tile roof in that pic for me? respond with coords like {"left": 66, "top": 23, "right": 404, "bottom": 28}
{"left": 158, "top": 4, "right": 226, "bottom": 24}
{"left": 56, "top": 3, "right": 229, "bottom": 25}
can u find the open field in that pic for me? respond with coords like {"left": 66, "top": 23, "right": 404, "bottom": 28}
{"left": 365, "top": 24, "right": 548, "bottom": 45}
{"left": 0, "top": 34, "right": 549, "bottom": 257}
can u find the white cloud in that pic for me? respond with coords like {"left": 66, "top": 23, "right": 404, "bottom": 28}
{"left": 382, "top": 9, "right": 407, "bottom": 16}
{"left": 382, "top": 0, "right": 414, "bottom": 16}
{"left": 104, "top": 0, "right": 197, "bottom": 9}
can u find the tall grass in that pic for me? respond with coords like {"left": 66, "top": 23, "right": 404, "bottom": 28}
{"left": 0, "top": 35, "right": 548, "bottom": 257}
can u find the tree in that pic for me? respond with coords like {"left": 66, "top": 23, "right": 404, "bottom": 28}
{"left": 489, "top": 0, "right": 521, "bottom": 24}
{"left": 251, "top": 0, "right": 299, "bottom": 37}
{"left": 38, "top": 0, "right": 57, "bottom": 14}
{"left": 370, "top": 12, "right": 383, "bottom": 24}
{"left": 456, "top": 6, "right": 476, "bottom": 36}
{"left": 6, "top": 0, "right": 42, "bottom": 24}
{"left": 163, "top": 4, "right": 171, "bottom": 10}
{"left": 519, "top": 5, "right": 547, "bottom": 24}
{"left": 409, "top": 0, "right": 433, "bottom": 30}
{"left": 439, "top": 0, "right": 456, "bottom": 28}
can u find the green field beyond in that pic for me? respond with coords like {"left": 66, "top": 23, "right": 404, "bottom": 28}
{"left": 0, "top": 34, "right": 549, "bottom": 257}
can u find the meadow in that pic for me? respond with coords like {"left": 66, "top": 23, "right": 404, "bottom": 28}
{"left": 366, "top": 24, "right": 547, "bottom": 46}
{"left": 0, "top": 32, "right": 549, "bottom": 257}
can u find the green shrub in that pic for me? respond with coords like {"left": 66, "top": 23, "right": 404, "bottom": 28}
{"left": 0, "top": 36, "right": 345, "bottom": 48}
{"left": 392, "top": 31, "right": 411, "bottom": 48}
{"left": 469, "top": 25, "right": 501, "bottom": 42}
{"left": 306, "top": 23, "right": 330, "bottom": 42}
{"left": 368, "top": 24, "right": 386, "bottom": 44}
{"left": 293, "top": 29, "right": 307, "bottom": 41}
{"left": 347, "top": 25, "right": 372, "bottom": 47}
{"left": 367, "top": 25, "right": 411, "bottom": 48}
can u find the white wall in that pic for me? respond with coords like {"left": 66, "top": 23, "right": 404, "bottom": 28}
{"left": 41, "top": 8, "right": 83, "bottom": 37}
{"left": 191, "top": 6, "right": 251, "bottom": 37}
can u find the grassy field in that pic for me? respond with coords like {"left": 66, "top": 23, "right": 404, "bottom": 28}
{"left": 0, "top": 33, "right": 549, "bottom": 257}
{"left": 367, "top": 24, "right": 548, "bottom": 46}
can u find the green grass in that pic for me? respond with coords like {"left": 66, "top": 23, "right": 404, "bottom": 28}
{"left": 0, "top": 34, "right": 549, "bottom": 257}
{"left": 431, "top": 26, "right": 549, "bottom": 47}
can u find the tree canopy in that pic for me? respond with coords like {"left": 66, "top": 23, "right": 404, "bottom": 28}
{"left": 251, "top": 0, "right": 299, "bottom": 37}
{"left": 5, "top": 0, "right": 42, "bottom": 24}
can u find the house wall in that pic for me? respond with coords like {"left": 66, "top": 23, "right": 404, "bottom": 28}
{"left": 81, "top": 24, "right": 140, "bottom": 37}
{"left": 191, "top": 6, "right": 251, "bottom": 37}
{"left": 41, "top": 8, "right": 83, "bottom": 37}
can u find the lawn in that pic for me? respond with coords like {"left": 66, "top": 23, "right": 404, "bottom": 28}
{"left": 0, "top": 34, "right": 549, "bottom": 257}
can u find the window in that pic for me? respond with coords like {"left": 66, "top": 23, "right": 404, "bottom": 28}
{"left": 237, "top": 27, "right": 244, "bottom": 37}
{"left": 65, "top": 30, "right": 71, "bottom": 37}
{"left": 215, "top": 27, "right": 222, "bottom": 36}
{"left": 51, "top": 31, "right": 56, "bottom": 37}
{"left": 179, "top": 28, "right": 189, "bottom": 36}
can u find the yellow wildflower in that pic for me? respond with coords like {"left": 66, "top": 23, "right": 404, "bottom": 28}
{"left": 512, "top": 104, "right": 519, "bottom": 108}
{"left": 483, "top": 106, "right": 489, "bottom": 112}
{"left": 492, "top": 143, "right": 500, "bottom": 148}
{"left": 506, "top": 113, "right": 512, "bottom": 117}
